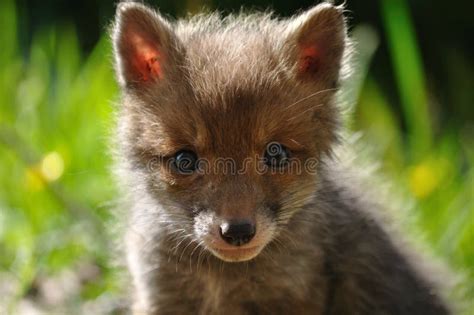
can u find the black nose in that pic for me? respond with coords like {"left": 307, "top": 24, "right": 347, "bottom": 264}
{"left": 219, "top": 220, "right": 256, "bottom": 246}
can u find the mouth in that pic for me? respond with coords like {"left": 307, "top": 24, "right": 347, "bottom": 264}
{"left": 209, "top": 245, "right": 264, "bottom": 262}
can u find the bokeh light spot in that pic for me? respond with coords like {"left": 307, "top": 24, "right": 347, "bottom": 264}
{"left": 40, "top": 151, "right": 65, "bottom": 182}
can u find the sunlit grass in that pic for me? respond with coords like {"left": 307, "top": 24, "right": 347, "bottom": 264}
{"left": 381, "top": 0, "right": 432, "bottom": 159}
{"left": 0, "top": 0, "right": 120, "bottom": 313}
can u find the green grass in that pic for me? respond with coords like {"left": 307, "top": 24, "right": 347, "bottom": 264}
{"left": 0, "top": 0, "right": 473, "bottom": 313}
{"left": 0, "top": 1, "right": 120, "bottom": 312}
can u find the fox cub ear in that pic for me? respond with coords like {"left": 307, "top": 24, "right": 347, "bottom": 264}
{"left": 287, "top": 3, "right": 347, "bottom": 85}
{"left": 112, "top": 2, "right": 181, "bottom": 89}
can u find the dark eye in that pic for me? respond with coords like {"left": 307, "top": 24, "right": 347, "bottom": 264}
{"left": 172, "top": 150, "right": 198, "bottom": 174}
{"left": 264, "top": 142, "right": 290, "bottom": 168}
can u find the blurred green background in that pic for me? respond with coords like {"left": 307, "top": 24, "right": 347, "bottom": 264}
{"left": 0, "top": 0, "right": 472, "bottom": 314}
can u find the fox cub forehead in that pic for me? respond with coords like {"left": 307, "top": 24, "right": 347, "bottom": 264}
{"left": 112, "top": 2, "right": 348, "bottom": 157}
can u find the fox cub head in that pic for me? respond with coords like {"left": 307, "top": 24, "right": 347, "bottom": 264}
{"left": 113, "top": 1, "right": 348, "bottom": 262}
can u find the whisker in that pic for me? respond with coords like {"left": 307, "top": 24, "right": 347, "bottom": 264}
{"left": 189, "top": 240, "right": 204, "bottom": 272}
{"left": 287, "top": 103, "right": 324, "bottom": 121}
{"left": 285, "top": 88, "right": 337, "bottom": 110}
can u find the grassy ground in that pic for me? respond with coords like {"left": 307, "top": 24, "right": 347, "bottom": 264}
{"left": 0, "top": 0, "right": 472, "bottom": 313}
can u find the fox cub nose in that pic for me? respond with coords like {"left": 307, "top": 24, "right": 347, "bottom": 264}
{"left": 220, "top": 220, "right": 256, "bottom": 246}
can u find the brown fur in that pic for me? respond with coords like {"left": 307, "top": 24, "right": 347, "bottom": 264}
{"left": 111, "top": 1, "right": 451, "bottom": 314}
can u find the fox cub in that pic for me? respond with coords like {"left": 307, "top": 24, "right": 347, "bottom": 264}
{"left": 111, "top": 1, "right": 451, "bottom": 314}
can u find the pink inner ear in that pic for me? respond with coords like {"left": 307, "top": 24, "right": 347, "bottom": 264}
{"left": 128, "top": 31, "right": 163, "bottom": 81}
{"left": 299, "top": 46, "right": 320, "bottom": 74}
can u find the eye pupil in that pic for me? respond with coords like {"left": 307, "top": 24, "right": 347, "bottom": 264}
{"left": 173, "top": 150, "right": 198, "bottom": 174}
{"left": 264, "top": 142, "right": 290, "bottom": 168}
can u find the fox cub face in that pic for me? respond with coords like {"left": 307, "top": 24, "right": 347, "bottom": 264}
{"left": 113, "top": 2, "right": 348, "bottom": 262}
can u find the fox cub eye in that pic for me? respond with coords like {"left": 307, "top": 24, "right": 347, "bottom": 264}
{"left": 172, "top": 150, "right": 198, "bottom": 174}
{"left": 264, "top": 142, "right": 290, "bottom": 168}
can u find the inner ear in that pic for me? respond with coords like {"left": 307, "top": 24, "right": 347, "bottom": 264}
{"left": 299, "top": 46, "right": 321, "bottom": 74}
{"left": 113, "top": 3, "right": 177, "bottom": 88}
{"left": 125, "top": 27, "right": 163, "bottom": 82}
{"left": 290, "top": 3, "right": 347, "bottom": 81}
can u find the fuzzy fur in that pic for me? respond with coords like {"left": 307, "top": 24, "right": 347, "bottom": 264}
{"left": 111, "top": 1, "right": 451, "bottom": 314}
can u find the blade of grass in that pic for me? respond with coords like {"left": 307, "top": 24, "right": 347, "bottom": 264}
{"left": 380, "top": 0, "right": 432, "bottom": 160}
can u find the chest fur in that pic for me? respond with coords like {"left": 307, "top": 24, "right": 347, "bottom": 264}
{"left": 190, "top": 256, "right": 327, "bottom": 315}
